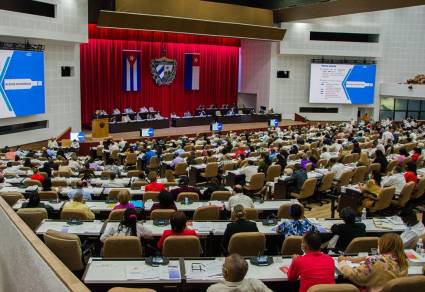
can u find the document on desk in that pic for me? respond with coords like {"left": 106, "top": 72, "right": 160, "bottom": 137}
{"left": 206, "top": 259, "right": 224, "bottom": 278}
{"left": 192, "top": 221, "right": 213, "bottom": 233}
{"left": 186, "top": 259, "right": 223, "bottom": 280}
{"left": 212, "top": 222, "right": 228, "bottom": 234}
{"left": 84, "top": 187, "right": 103, "bottom": 195}
{"left": 334, "top": 258, "right": 361, "bottom": 270}
{"left": 126, "top": 265, "right": 159, "bottom": 280}
{"left": 83, "top": 220, "right": 104, "bottom": 234}
{"left": 373, "top": 218, "right": 395, "bottom": 230}
{"left": 387, "top": 216, "right": 405, "bottom": 227}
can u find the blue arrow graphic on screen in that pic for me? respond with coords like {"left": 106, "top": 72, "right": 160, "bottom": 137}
{"left": 147, "top": 128, "right": 154, "bottom": 137}
{"left": 77, "top": 132, "right": 85, "bottom": 142}
{"left": 0, "top": 56, "right": 13, "bottom": 111}
{"left": 342, "top": 67, "right": 352, "bottom": 102}
{"left": 342, "top": 65, "right": 376, "bottom": 104}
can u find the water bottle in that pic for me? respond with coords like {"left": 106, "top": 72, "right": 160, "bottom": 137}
{"left": 416, "top": 238, "right": 424, "bottom": 255}
{"left": 184, "top": 197, "right": 189, "bottom": 205}
{"left": 361, "top": 208, "right": 367, "bottom": 221}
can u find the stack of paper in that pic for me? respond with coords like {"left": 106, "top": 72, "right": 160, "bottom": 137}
{"left": 373, "top": 218, "right": 394, "bottom": 230}
{"left": 192, "top": 222, "right": 213, "bottom": 233}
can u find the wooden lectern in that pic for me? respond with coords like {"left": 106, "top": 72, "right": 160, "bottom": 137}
{"left": 92, "top": 118, "right": 109, "bottom": 138}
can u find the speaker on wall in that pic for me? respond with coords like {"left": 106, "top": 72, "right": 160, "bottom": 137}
{"left": 277, "top": 70, "right": 290, "bottom": 78}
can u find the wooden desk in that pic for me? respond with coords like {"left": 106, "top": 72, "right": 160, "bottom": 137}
{"left": 83, "top": 258, "right": 181, "bottom": 291}
{"left": 35, "top": 219, "right": 105, "bottom": 236}
{"left": 109, "top": 119, "right": 169, "bottom": 133}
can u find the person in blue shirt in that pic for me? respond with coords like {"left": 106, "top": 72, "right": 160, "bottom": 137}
{"left": 269, "top": 149, "right": 278, "bottom": 161}
{"left": 67, "top": 181, "right": 92, "bottom": 201}
{"left": 277, "top": 204, "right": 316, "bottom": 237}
{"left": 139, "top": 147, "right": 157, "bottom": 170}
{"left": 174, "top": 147, "right": 185, "bottom": 156}
{"left": 46, "top": 148, "right": 57, "bottom": 159}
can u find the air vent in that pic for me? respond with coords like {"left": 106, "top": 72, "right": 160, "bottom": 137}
{"left": 0, "top": 120, "right": 48, "bottom": 136}
{"left": 310, "top": 32, "right": 379, "bottom": 43}
{"left": 0, "top": 1, "right": 55, "bottom": 18}
{"left": 299, "top": 107, "right": 338, "bottom": 113}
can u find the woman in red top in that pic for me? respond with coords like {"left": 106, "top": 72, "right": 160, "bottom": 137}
{"left": 145, "top": 171, "right": 165, "bottom": 192}
{"left": 157, "top": 211, "right": 197, "bottom": 250}
{"left": 410, "top": 147, "right": 421, "bottom": 162}
{"left": 404, "top": 162, "right": 418, "bottom": 188}
{"left": 30, "top": 168, "right": 45, "bottom": 184}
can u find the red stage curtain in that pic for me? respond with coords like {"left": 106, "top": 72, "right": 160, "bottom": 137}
{"left": 80, "top": 37, "right": 240, "bottom": 126}
{"left": 88, "top": 24, "right": 241, "bottom": 46}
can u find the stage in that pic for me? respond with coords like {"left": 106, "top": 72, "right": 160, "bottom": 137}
{"left": 84, "top": 119, "right": 305, "bottom": 142}
{"left": 79, "top": 119, "right": 306, "bottom": 155}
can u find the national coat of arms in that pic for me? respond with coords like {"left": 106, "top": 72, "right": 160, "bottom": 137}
{"left": 150, "top": 57, "right": 177, "bottom": 86}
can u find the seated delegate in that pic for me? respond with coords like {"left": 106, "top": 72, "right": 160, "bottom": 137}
{"left": 226, "top": 185, "right": 254, "bottom": 211}
{"left": 330, "top": 207, "right": 366, "bottom": 252}
{"left": 150, "top": 190, "right": 177, "bottom": 211}
{"left": 338, "top": 233, "right": 408, "bottom": 291}
{"left": 170, "top": 176, "right": 201, "bottom": 200}
{"left": 100, "top": 208, "right": 143, "bottom": 243}
{"left": 145, "top": 171, "right": 166, "bottom": 192}
{"left": 62, "top": 191, "right": 95, "bottom": 220}
{"left": 22, "top": 191, "right": 53, "bottom": 213}
{"left": 156, "top": 211, "right": 198, "bottom": 250}
{"left": 277, "top": 204, "right": 316, "bottom": 237}
{"left": 113, "top": 191, "right": 135, "bottom": 210}
{"left": 287, "top": 231, "right": 335, "bottom": 292}
{"left": 207, "top": 253, "right": 272, "bottom": 292}
{"left": 222, "top": 205, "right": 259, "bottom": 252}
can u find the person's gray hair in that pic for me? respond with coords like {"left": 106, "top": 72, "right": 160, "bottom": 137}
{"left": 224, "top": 254, "right": 248, "bottom": 282}
{"left": 73, "top": 190, "right": 84, "bottom": 201}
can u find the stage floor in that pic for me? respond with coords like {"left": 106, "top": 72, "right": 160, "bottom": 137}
{"left": 84, "top": 119, "right": 305, "bottom": 143}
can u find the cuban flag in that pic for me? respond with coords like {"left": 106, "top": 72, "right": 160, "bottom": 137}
{"left": 123, "top": 50, "right": 141, "bottom": 92}
{"left": 184, "top": 53, "right": 200, "bottom": 90}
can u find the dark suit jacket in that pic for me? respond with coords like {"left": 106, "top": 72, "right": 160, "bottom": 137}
{"left": 290, "top": 170, "right": 307, "bottom": 193}
{"left": 203, "top": 184, "right": 227, "bottom": 201}
{"left": 331, "top": 222, "right": 366, "bottom": 252}
{"left": 222, "top": 219, "right": 259, "bottom": 252}
{"left": 171, "top": 186, "right": 202, "bottom": 200}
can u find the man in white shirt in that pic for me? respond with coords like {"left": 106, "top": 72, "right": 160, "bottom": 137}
{"left": 48, "top": 138, "right": 59, "bottom": 149}
{"left": 112, "top": 108, "right": 121, "bottom": 115}
{"left": 124, "top": 107, "right": 134, "bottom": 114}
{"left": 118, "top": 139, "right": 127, "bottom": 150}
{"left": 139, "top": 106, "right": 148, "bottom": 113}
{"left": 382, "top": 128, "right": 394, "bottom": 144}
{"left": 320, "top": 147, "right": 331, "bottom": 161}
{"left": 330, "top": 158, "right": 346, "bottom": 180}
{"left": 68, "top": 158, "right": 81, "bottom": 172}
{"left": 170, "top": 153, "right": 185, "bottom": 168}
{"left": 121, "top": 115, "right": 132, "bottom": 122}
{"left": 332, "top": 141, "right": 343, "bottom": 153}
{"left": 239, "top": 161, "right": 258, "bottom": 183}
{"left": 381, "top": 166, "right": 406, "bottom": 195}
{"left": 207, "top": 254, "right": 272, "bottom": 292}
{"left": 109, "top": 142, "right": 120, "bottom": 152}
{"left": 71, "top": 139, "right": 80, "bottom": 149}
{"left": 227, "top": 185, "right": 254, "bottom": 211}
